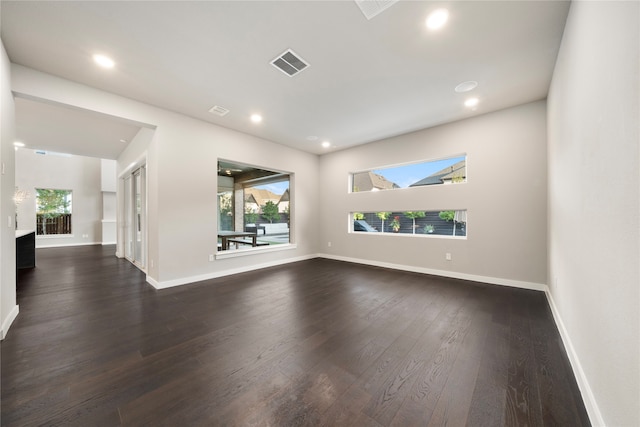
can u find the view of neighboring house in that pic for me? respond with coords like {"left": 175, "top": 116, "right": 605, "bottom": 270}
{"left": 277, "top": 189, "right": 289, "bottom": 214}
{"left": 352, "top": 171, "right": 399, "bottom": 192}
{"left": 410, "top": 159, "right": 466, "bottom": 187}
{"left": 244, "top": 187, "right": 288, "bottom": 213}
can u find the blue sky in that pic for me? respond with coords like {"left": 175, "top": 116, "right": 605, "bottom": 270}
{"left": 255, "top": 181, "right": 289, "bottom": 196}
{"left": 373, "top": 156, "right": 464, "bottom": 188}
{"left": 253, "top": 156, "right": 464, "bottom": 194}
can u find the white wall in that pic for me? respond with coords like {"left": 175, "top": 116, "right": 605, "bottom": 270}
{"left": 150, "top": 109, "right": 320, "bottom": 285}
{"left": 0, "top": 39, "right": 18, "bottom": 339}
{"left": 101, "top": 159, "right": 117, "bottom": 245}
{"left": 547, "top": 2, "right": 639, "bottom": 426}
{"left": 11, "top": 65, "right": 320, "bottom": 288}
{"left": 15, "top": 148, "right": 103, "bottom": 248}
{"left": 101, "top": 158, "right": 116, "bottom": 192}
{"left": 319, "top": 101, "right": 548, "bottom": 288}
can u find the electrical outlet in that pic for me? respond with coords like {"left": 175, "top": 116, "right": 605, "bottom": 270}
{"left": 445, "top": 252, "right": 452, "bottom": 261}
{"left": 328, "top": 242, "right": 332, "bottom": 247}
{"left": 209, "top": 254, "right": 214, "bottom": 262}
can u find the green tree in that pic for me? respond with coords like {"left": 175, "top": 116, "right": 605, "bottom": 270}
{"left": 404, "top": 211, "right": 425, "bottom": 234}
{"left": 36, "top": 189, "right": 71, "bottom": 235}
{"left": 244, "top": 208, "right": 259, "bottom": 225}
{"left": 218, "top": 192, "right": 233, "bottom": 230}
{"left": 439, "top": 210, "right": 456, "bottom": 236}
{"left": 353, "top": 212, "right": 365, "bottom": 220}
{"left": 439, "top": 210, "right": 455, "bottom": 221}
{"left": 261, "top": 201, "right": 281, "bottom": 223}
{"left": 376, "top": 212, "right": 391, "bottom": 233}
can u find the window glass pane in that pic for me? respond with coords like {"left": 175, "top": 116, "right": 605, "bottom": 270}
{"left": 35, "top": 188, "right": 72, "bottom": 235}
{"left": 352, "top": 155, "right": 466, "bottom": 192}
{"left": 352, "top": 210, "right": 467, "bottom": 236}
{"left": 217, "top": 160, "right": 291, "bottom": 251}
{"left": 218, "top": 191, "right": 234, "bottom": 231}
{"left": 244, "top": 180, "right": 290, "bottom": 246}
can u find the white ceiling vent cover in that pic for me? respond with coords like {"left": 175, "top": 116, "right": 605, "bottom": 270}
{"left": 271, "top": 49, "right": 309, "bottom": 77}
{"left": 209, "top": 105, "right": 230, "bottom": 117}
{"left": 355, "top": 0, "right": 399, "bottom": 20}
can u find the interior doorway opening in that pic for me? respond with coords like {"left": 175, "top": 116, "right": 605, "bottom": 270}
{"left": 122, "top": 165, "right": 146, "bottom": 270}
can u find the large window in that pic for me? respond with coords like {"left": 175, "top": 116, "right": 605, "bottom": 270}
{"left": 352, "top": 210, "right": 467, "bottom": 237}
{"left": 217, "top": 160, "right": 291, "bottom": 251}
{"left": 36, "top": 188, "right": 72, "bottom": 235}
{"left": 351, "top": 155, "right": 466, "bottom": 192}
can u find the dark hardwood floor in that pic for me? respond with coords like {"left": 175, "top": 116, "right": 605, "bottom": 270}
{"left": 1, "top": 245, "right": 590, "bottom": 426}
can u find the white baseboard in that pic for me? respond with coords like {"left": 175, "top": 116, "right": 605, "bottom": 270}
{"left": 142, "top": 252, "right": 544, "bottom": 292}
{"left": 1, "top": 305, "right": 19, "bottom": 340}
{"left": 101, "top": 241, "right": 116, "bottom": 245}
{"left": 147, "top": 254, "right": 318, "bottom": 290}
{"left": 317, "top": 253, "right": 547, "bottom": 291}
{"left": 544, "top": 290, "right": 604, "bottom": 426}
{"left": 36, "top": 241, "right": 101, "bottom": 249}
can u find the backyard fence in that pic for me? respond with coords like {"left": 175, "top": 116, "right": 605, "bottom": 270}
{"left": 359, "top": 211, "right": 466, "bottom": 236}
{"left": 36, "top": 213, "right": 72, "bottom": 235}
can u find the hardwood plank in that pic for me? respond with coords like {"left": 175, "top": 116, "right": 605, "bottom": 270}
{"left": 466, "top": 320, "right": 511, "bottom": 426}
{"left": 505, "top": 291, "right": 545, "bottom": 427}
{"left": 425, "top": 311, "right": 490, "bottom": 427}
{"left": 383, "top": 298, "right": 476, "bottom": 426}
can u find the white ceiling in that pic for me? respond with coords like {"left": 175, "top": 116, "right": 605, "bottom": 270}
{"left": 14, "top": 97, "right": 144, "bottom": 160}
{"left": 1, "top": 1, "right": 570, "bottom": 157}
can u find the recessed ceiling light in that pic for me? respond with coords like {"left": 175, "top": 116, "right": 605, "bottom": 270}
{"left": 455, "top": 81, "right": 478, "bottom": 93}
{"left": 13, "top": 142, "right": 25, "bottom": 147}
{"left": 464, "top": 97, "right": 479, "bottom": 108}
{"left": 93, "top": 54, "right": 115, "bottom": 69}
{"left": 426, "top": 9, "right": 449, "bottom": 30}
{"left": 119, "top": 139, "right": 127, "bottom": 143}
{"left": 250, "top": 114, "right": 263, "bottom": 123}
{"left": 321, "top": 141, "right": 331, "bottom": 148}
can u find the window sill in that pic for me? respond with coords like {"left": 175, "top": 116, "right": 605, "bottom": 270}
{"left": 215, "top": 243, "right": 297, "bottom": 260}
{"left": 350, "top": 232, "right": 467, "bottom": 240}
{"left": 37, "top": 234, "right": 74, "bottom": 239}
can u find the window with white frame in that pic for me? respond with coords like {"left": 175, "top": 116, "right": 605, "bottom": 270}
{"left": 352, "top": 210, "right": 467, "bottom": 236}
{"left": 36, "top": 188, "right": 72, "bottom": 235}
{"left": 351, "top": 155, "right": 466, "bottom": 193}
{"left": 217, "top": 160, "right": 291, "bottom": 251}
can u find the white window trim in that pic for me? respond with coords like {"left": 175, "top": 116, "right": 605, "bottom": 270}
{"left": 215, "top": 243, "right": 298, "bottom": 260}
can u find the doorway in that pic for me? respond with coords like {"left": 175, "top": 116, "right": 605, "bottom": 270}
{"left": 123, "top": 166, "right": 146, "bottom": 269}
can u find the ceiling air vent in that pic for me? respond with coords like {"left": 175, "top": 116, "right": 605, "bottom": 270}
{"left": 271, "top": 49, "right": 309, "bottom": 77}
{"left": 209, "top": 105, "right": 230, "bottom": 117}
{"left": 35, "top": 150, "right": 71, "bottom": 157}
{"left": 355, "top": 0, "right": 399, "bottom": 20}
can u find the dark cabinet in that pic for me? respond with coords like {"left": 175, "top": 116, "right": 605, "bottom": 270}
{"left": 16, "top": 230, "right": 35, "bottom": 269}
